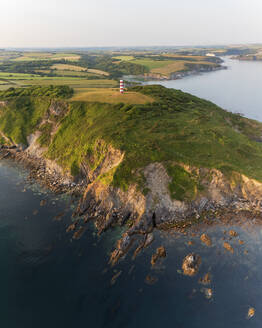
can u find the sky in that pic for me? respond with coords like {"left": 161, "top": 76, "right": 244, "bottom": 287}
{"left": 1, "top": 0, "right": 262, "bottom": 48}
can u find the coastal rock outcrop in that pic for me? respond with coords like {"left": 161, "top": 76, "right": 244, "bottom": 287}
{"left": 200, "top": 234, "right": 212, "bottom": 247}
{"left": 182, "top": 253, "right": 201, "bottom": 276}
{"left": 223, "top": 242, "right": 234, "bottom": 253}
{"left": 151, "top": 246, "right": 166, "bottom": 266}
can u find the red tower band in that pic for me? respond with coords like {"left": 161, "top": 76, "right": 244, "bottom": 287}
{"left": 120, "top": 80, "right": 124, "bottom": 93}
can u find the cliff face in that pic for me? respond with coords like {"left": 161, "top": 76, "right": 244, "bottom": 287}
{"left": 22, "top": 123, "right": 262, "bottom": 226}
{"left": 78, "top": 160, "right": 262, "bottom": 228}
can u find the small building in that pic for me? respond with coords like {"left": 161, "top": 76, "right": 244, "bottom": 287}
{"left": 206, "top": 53, "right": 215, "bottom": 57}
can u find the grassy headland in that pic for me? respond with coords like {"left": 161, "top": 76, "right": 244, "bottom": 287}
{"left": 1, "top": 85, "right": 262, "bottom": 201}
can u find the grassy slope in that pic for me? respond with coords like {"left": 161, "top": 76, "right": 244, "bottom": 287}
{"left": 71, "top": 88, "right": 154, "bottom": 104}
{"left": 48, "top": 85, "right": 262, "bottom": 196}
{"left": 0, "top": 86, "right": 73, "bottom": 144}
{"left": 1, "top": 85, "right": 262, "bottom": 200}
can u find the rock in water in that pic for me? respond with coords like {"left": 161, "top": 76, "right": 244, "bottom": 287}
{"left": 199, "top": 272, "right": 211, "bottom": 285}
{"left": 53, "top": 211, "right": 65, "bottom": 221}
{"left": 247, "top": 307, "right": 255, "bottom": 319}
{"left": 40, "top": 199, "right": 47, "bottom": 206}
{"left": 145, "top": 275, "right": 158, "bottom": 285}
{"left": 151, "top": 246, "right": 167, "bottom": 266}
{"left": 200, "top": 233, "right": 212, "bottom": 246}
{"left": 66, "top": 222, "right": 77, "bottom": 233}
{"left": 182, "top": 253, "right": 201, "bottom": 276}
{"left": 228, "top": 230, "right": 238, "bottom": 237}
{"left": 144, "top": 233, "right": 154, "bottom": 248}
{"left": 223, "top": 242, "right": 234, "bottom": 253}
{"left": 72, "top": 227, "right": 85, "bottom": 240}
{"left": 110, "top": 271, "right": 122, "bottom": 286}
{"left": 203, "top": 288, "right": 213, "bottom": 299}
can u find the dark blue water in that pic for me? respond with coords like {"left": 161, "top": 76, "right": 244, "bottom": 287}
{"left": 146, "top": 57, "right": 262, "bottom": 122}
{"left": 2, "top": 159, "right": 262, "bottom": 327}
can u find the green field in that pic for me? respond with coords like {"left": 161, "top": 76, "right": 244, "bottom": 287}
{"left": 0, "top": 75, "right": 118, "bottom": 90}
{"left": 113, "top": 56, "right": 135, "bottom": 61}
{"left": 51, "top": 64, "right": 87, "bottom": 71}
{"left": 129, "top": 59, "right": 175, "bottom": 70}
{"left": 13, "top": 52, "right": 81, "bottom": 62}
{"left": 0, "top": 72, "right": 42, "bottom": 79}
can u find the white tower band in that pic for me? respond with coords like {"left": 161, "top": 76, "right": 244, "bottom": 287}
{"left": 120, "top": 80, "right": 124, "bottom": 94}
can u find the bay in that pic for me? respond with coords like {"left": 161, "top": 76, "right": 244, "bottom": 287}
{"left": 145, "top": 57, "right": 262, "bottom": 122}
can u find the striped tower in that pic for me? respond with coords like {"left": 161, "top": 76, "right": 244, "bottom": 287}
{"left": 120, "top": 80, "right": 124, "bottom": 94}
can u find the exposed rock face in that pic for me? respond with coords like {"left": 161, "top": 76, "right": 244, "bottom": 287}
{"left": 0, "top": 101, "right": 7, "bottom": 107}
{"left": 182, "top": 253, "right": 201, "bottom": 276}
{"left": 80, "top": 141, "right": 125, "bottom": 184}
{"left": 0, "top": 131, "right": 11, "bottom": 144}
{"left": 109, "top": 233, "right": 135, "bottom": 266}
{"left": 49, "top": 100, "right": 68, "bottom": 117}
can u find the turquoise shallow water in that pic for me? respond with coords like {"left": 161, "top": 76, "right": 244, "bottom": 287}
{"left": 1, "top": 159, "right": 262, "bottom": 327}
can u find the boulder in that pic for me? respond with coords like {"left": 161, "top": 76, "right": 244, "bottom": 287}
{"left": 182, "top": 253, "right": 201, "bottom": 276}
{"left": 151, "top": 246, "right": 167, "bottom": 266}
{"left": 247, "top": 307, "right": 255, "bottom": 319}
{"left": 200, "top": 233, "right": 212, "bottom": 246}
{"left": 223, "top": 242, "right": 234, "bottom": 253}
{"left": 199, "top": 272, "right": 211, "bottom": 285}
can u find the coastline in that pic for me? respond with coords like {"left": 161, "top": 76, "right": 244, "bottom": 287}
{"left": 2, "top": 143, "right": 262, "bottom": 265}
{"left": 2, "top": 84, "right": 262, "bottom": 265}
{"left": 126, "top": 64, "right": 227, "bottom": 82}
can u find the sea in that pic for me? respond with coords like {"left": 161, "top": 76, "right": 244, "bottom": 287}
{"left": 2, "top": 57, "right": 262, "bottom": 327}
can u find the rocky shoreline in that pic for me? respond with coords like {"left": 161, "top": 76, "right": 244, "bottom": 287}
{"left": 2, "top": 143, "right": 262, "bottom": 266}
{"left": 0, "top": 145, "right": 84, "bottom": 195}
